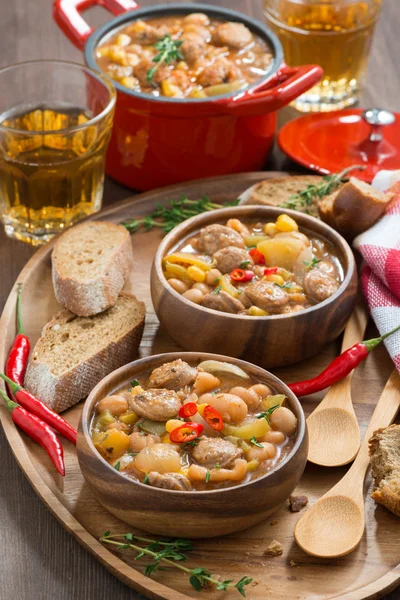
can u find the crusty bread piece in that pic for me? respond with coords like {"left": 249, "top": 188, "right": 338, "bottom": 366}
{"left": 52, "top": 221, "right": 133, "bottom": 317}
{"left": 241, "top": 176, "right": 324, "bottom": 216}
{"left": 24, "top": 293, "right": 145, "bottom": 413}
{"left": 318, "top": 178, "right": 392, "bottom": 239}
{"left": 369, "top": 424, "right": 400, "bottom": 517}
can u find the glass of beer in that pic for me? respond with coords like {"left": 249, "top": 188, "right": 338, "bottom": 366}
{"left": 0, "top": 61, "right": 116, "bottom": 245}
{"left": 263, "top": 0, "right": 382, "bottom": 112}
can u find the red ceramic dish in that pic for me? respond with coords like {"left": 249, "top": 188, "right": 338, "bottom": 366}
{"left": 278, "top": 109, "right": 400, "bottom": 183}
{"left": 53, "top": 0, "right": 322, "bottom": 191}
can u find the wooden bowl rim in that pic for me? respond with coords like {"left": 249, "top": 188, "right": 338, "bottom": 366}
{"left": 80, "top": 351, "right": 306, "bottom": 497}
{"left": 153, "top": 205, "right": 357, "bottom": 320}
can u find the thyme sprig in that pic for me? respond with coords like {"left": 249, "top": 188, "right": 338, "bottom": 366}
{"left": 146, "top": 35, "right": 183, "bottom": 85}
{"left": 100, "top": 531, "right": 252, "bottom": 596}
{"left": 121, "top": 195, "right": 239, "bottom": 235}
{"left": 303, "top": 257, "right": 322, "bottom": 270}
{"left": 256, "top": 404, "right": 281, "bottom": 424}
{"left": 281, "top": 165, "right": 366, "bottom": 211}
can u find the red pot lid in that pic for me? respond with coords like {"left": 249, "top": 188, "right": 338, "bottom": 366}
{"left": 278, "top": 108, "right": 400, "bottom": 182}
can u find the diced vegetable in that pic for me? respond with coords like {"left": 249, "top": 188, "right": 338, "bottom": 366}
{"left": 230, "top": 268, "right": 254, "bottom": 283}
{"left": 170, "top": 422, "right": 204, "bottom": 443}
{"left": 187, "top": 265, "right": 206, "bottom": 283}
{"left": 198, "top": 360, "right": 249, "bottom": 379}
{"left": 119, "top": 412, "right": 139, "bottom": 425}
{"left": 263, "top": 223, "right": 277, "bottom": 236}
{"left": 163, "top": 253, "right": 213, "bottom": 271}
{"left": 247, "top": 459, "right": 260, "bottom": 472}
{"left": 257, "top": 237, "right": 306, "bottom": 271}
{"left": 264, "top": 274, "right": 285, "bottom": 285}
{"left": 166, "top": 418, "right": 185, "bottom": 432}
{"left": 161, "top": 80, "right": 184, "bottom": 98}
{"left": 164, "top": 261, "right": 192, "bottom": 283}
{"left": 248, "top": 306, "right": 268, "bottom": 316}
{"left": 276, "top": 214, "right": 298, "bottom": 233}
{"left": 96, "top": 429, "right": 130, "bottom": 460}
{"left": 243, "top": 234, "right": 269, "bottom": 247}
{"left": 203, "top": 405, "right": 224, "bottom": 431}
{"left": 203, "top": 80, "right": 246, "bottom": 97}
{"left": 220, "top": 274, "right": 240, "bottom": 298}
{"left": 260, "top": 394, "right": 286, "bottom": 411}
{"left": 223, "top": 418, "right": 270, "bottom": 440}
{"left": 96, "top": 411, "right": 115, "bottom": 427}
{"left": 140, "top": 420, "right": 167, "bottom": 436}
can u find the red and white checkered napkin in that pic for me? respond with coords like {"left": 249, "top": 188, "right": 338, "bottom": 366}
{"left": 353, "top": 170, "right": 400, "bottom": 371}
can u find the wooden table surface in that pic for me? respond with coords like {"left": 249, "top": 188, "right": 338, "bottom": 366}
{"left": 0, "top": 1, "right": 399, "bottom": 599}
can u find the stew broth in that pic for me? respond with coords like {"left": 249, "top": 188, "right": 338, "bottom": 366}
{"left": 90, "top": 359, "right": 297, "bottom": 491}
{"left": 96, "top": 13, "right": 273, "bottom": 98}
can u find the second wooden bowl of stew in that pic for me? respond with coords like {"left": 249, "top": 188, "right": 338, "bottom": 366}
{"left": 151, "top": 206, "right": 357, "bottom": 368}
{"left": 77, "top": 352, "right": 307, "bottom": 538}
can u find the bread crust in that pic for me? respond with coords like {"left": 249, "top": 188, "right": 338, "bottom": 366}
{"left": 243, "top": 176, "right": 324, "bottom": 215}
{"left": 24, "top": 293, "right": 145, "bottom": 413}
{"left": 52, "top": 221, "right": 133, "bottom": 317}
{"left": 369, "top": 424, "right": 400, "bottom": 517}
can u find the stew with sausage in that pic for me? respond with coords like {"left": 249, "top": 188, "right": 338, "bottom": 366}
{"left": 163, "top": 214, "right": 344, "bottom": 316}
{"left": 90, "top": 359, "right": 297, "bottom": 491}
{"left": 96, "top": 13, "right": 273, "bottom": 98}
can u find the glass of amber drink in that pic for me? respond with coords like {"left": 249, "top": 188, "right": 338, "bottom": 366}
{"left": 263, "top": 0, "right": 382, "bottom": 112}
{"left": 0, "top": 61, "right": 115, "bottom": 245}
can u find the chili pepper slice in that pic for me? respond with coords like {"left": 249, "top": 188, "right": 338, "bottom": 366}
{"left": 203, "top": 405, "right": 224, "bottom": 431}
{"left": 289, "top": 323, "right": 400, "bottom": 397}
{"left": 0, "top": 388, "right": 65, "bottom": 476}
{"left": 264, "top": 267, "right": 279, "bottom": 276}
{"left": 178, "top": 402, "right": 198, "bottom": 418}
{"left": 230, "top": 268, "right": 254, "bottom": 283}
{"left": 169, "top": 422, "right": 204, "bottom": 443}
{"left": 0, "top": 373, "right": 77, "bottom": 444}
{"left": 249, "top": 248, "right": 265, "bottom": 265}
{"left": 5, "top": 284, "right": 30, "bottom": 397}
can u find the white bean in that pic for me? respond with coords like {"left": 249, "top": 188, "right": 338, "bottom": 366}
{"left": 270, "top": 407, "right": 297, "bottom": 436}
{"left": 182, "top": 288, "right": 204, "bottom": 304}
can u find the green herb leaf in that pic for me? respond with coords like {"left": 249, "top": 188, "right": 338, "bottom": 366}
{"left": 250, "top": 436, "right": 263, "bottom": 448}
{"left": 240, "top": 260, "right": 251, "bottom": 269}
{"left": 235, "top": 576, "right": 253, "bottom": 597}
{"left": 213, "top": 285, "right": 222, "bottom": 295}
{"left": 189, "top": 575, "right": 203, "bottom": 591}
{"left": 146, "top": 34, "right": 184, "bottom": 85}
{"left": 205, "top": 470, "right": 211, "bottom": 483}
{"left": 103, "top": 531, "right": 110, "bottom": 537}
{"left": 143, "top": 473, "right": 149, "bottom": 485}
{"left": 130, "top": 379, "right": 140, "bottom": 388}
{"left": 114, "top": 461, "right": 121, "bottom": 471}
{"left": 214, "top": 462, "right": 221, "bottom": 469}
{"left": 274, "top": 282, "right": 292, "bottom": 289}
{"left": 280, "top": 165, "right": 365, "bottom": 211}
{"left": 256, "top": 404, "right": 281, "bottom": 424}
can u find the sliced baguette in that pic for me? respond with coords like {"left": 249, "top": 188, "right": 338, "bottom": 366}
{"left": 52, "top": 221, "right": 133, "bottom": 317}
{"left": 241, "top": 176, "right": 324, "bottom": 216}
{"left": 369, "top": 424, "right": 400, "bottom": 517}
{"left": 318, "top": 178, "right": 392, "bottom": 238}
{"left": 24, "top": 293, "right": 145, "bottom": 413}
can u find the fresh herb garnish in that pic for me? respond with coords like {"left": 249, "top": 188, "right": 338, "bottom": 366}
{"left": 250, "top": 436, "right": 263, "bottom": 448}
{"left": 257, "top": 404, "right": 281, "bottom": 424}
{"left": 130, "top": 379, "right": 140, "bottom": 388}
{"left": 240, "top": 260, "right": 251, "bottom": 269}
{"left": 143, "top": 473, "right": 149, "bottom": 485}
{"left": 100, "top": 532, "right": 252, "bottom": 596}
{"left": 121, "top": 195, "right": 239, "bottom": 235}
{"left": 213, "top": 285, "right": 222, "bottom": 295}
{"left": 281, "top": 165, "right": 366, "bottom": 212}
{"left": 303, "top": 257, "right": 322, "bottom": 270}
{"left": 214, "top": 462, "right": 221, "bottom": 469}
{"left": 114, "top": 461, "right": 121, "bottom": 471}
{"left": 146, "top": 35, "right": 184, "bottom": 85}
{"left": 205, "top": 470, "right": 211, "bottom": 483}
{"left": 274, "top": 282, "right": 292, "bottom": 289}
{"left": 184, "top": 439, "right": 199, "bottom": 449}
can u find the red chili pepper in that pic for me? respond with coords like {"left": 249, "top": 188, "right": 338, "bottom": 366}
{"left": 0, "top": 388, "right": 65, "bottom": 476}
{"left": 169, "top": 422, "right": 204, "bottom": 443}
{"left": 289, "top": 324, "right": 400, "bottom": 397}
{"left": 0, "top": 373, "right": 77, "bottom": 444}
{"left": 5, "top": 284, "right": 30, "bottom": 397}
{"left": 203, "top": 405, "right": 224, "bottom": 431}
{"left": 230, "top": 268, "right": 254, "bottom": 283}
{"left": 264, "top": 267, "right": 279, "bottom": 276}
{"left": 179, "top": 402, "right": 198, "bottom": 418}
{"left": 249, "top": 248, "right": 265, "bottom": 265}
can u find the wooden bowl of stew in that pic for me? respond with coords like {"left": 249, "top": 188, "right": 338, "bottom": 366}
{"left": 77, "top": 352, "right": 307, "bottom": 538}
{"left": 151, "top": 207, "right": 357, "bottom": 368}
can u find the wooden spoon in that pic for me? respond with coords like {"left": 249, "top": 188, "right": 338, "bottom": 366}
{"left": 295, "top": 369, "right": 400, "bottom": 558}
{"left": 307, "top": 300, "right": 369, "bottom": 467}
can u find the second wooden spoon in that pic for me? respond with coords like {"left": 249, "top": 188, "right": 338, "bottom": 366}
{"left": 307, "top": 299, "right": 369, "bottom": 467}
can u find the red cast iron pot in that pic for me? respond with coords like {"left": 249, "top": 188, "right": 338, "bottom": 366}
{"left": 53, "top": 0, "right": 323, "bottom": 191}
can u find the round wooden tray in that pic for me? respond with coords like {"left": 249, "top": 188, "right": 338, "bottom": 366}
{"left": 0, "top": 172, "right": 399, "bottom": 600}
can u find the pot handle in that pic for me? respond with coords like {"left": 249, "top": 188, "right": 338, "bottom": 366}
{"left": 216, "top": 64, "right": 323, "bottom": 117}
{"left": 53, "top": 0, "right": 139, "bottom": 50}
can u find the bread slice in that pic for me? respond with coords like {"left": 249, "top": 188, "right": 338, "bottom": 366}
{"left": 241, "top": 176, "right": 324, "bottom": 216}
{"left": 52, "top": 221, "right": 133, "bottom": 317}
{"left": 24, "top": 293, "right": 145, "bottom": 413}
{"left": 318, "top": 178, "right": 392, "bottom": 238}
{"left": 369, "top": 424, "right": 400, "bottom": 517}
